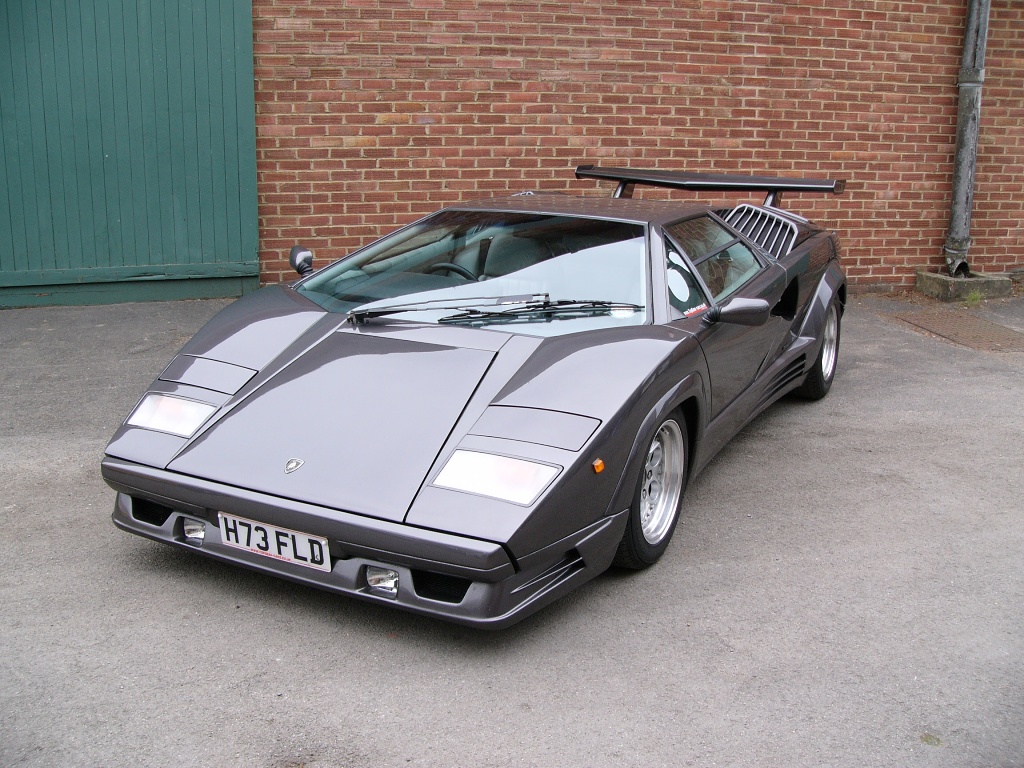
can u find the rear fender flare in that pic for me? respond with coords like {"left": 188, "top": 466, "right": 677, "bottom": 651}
{"left": 797, "top": 260, "right": 845, "bottom": 342}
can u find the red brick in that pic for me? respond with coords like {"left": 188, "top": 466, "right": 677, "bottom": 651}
{"left": 252, "top": 0, "right": 1024, "bottom": 287}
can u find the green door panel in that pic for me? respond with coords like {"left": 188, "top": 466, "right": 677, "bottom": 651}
{"left": 0, "top": 0, "right": 258, "bottom": 307}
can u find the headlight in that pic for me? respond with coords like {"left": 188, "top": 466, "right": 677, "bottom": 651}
{"left": 126, "top": 393, "right": 217, "bottom": 438}
{"left": 432, "top": 450, "right": 560, "bottom": 506}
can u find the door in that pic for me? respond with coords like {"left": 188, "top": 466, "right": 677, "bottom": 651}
{"left": 663, "top": 215, "right": 789, "bottom": 419}
{"left": 0, "top": 0, "right": 258, "bottom": 307}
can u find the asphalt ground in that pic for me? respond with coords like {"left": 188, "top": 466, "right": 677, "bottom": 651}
{"left": 1, "top": 293, "right": 1022, "bottom": 768}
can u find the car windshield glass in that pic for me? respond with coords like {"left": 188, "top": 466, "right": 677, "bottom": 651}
{"left": 296, "top": 211, "right": 648, "bottom": 336}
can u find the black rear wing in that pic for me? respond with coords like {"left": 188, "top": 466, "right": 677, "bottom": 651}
{"left": 575, "top": 165, "right": 845, "bottom": 206}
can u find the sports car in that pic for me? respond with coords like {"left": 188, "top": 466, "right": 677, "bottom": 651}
{"left": 101, "top": 165, "right": 846, "bottom": 628}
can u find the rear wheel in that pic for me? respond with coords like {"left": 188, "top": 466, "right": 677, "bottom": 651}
{"left": 613, "top": 416, "right": 688, "bottom": 569}
{"left": 796, "top": 301, "right": 840, "bottom": 400}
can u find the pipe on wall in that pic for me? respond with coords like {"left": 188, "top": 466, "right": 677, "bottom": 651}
{"left": 943, "top": 0, "right": 992, "bottom": 278}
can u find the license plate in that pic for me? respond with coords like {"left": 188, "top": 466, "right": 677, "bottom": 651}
{"left": 217, "top": 512, "right": 331, "bottom": 572}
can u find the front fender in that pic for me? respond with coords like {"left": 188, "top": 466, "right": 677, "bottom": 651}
{"left": 606, "top": 370, "right": 705, "bottom": 518}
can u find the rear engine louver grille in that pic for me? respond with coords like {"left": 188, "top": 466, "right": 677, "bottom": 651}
{"left": 758, "top": 354, "right": 807, "bottom": 410}
{"left": 726, "top": 204, "right": 799, "bottom": 260}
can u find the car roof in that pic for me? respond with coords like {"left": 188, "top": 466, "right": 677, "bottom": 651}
{"left": 450, "top": 193, "right": 712, "bottom": 227}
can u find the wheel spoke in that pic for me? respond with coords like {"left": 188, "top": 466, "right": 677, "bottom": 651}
{"left": 639, "top": 420, "right": 685, "bottom": 545}
{"left": 821, "top": 305, "right": 838, "bottom": 381}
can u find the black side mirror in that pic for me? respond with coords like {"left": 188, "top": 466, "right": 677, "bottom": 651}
{"left": 289, "top": 245, "right": 314, "bottom": 277}
{"left": 705, "top": 297, "right": 770, "bottom": 326}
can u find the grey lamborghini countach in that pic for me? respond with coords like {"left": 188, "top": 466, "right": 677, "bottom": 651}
{"left": 102, "top": 165, "right": 846, "bottom": 628}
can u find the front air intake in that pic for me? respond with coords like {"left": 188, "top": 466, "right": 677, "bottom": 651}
{"left": 411, "top": 570, "right": 473, "bottom": 604}
{"left": 131, "top": 497, "right": 174, "bottom": 527}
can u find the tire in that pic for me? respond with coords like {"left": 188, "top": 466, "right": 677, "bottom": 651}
{"left": 796, "top": 300, "right": 840, "bottom": 400}
{"left": 613, "top": 415, "right": 688, "bottom": 570}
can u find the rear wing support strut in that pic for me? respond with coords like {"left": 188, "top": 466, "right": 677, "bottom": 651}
{"left": 576, "top": 165, "right": 846, "bottom": 207}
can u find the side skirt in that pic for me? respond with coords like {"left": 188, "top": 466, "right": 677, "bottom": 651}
{"left": 690, "top": 334, "right": 817, "bottom": 478}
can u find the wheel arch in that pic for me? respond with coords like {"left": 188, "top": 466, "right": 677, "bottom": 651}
{"left": 797, "top": 259, "right": 846, "bottom": 341}
{"left": 606, "top": 372, "right": 704, "bottom": 517}
{"left": 678, "top": 394, "right": 701, "bottom": 480}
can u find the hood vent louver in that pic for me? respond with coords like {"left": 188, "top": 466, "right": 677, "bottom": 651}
{"left": 725, "top": 204, "right": 800, "bottom": 260}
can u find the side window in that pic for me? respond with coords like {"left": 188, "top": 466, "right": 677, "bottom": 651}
{"left": 664, "top": 217, "right": 734, "bottom": 261}
{"left": 666, "top": 214, "right": 764, "bottom": 303}
{"left": 666, "top": 242, "right": 708, "bottom": 317}
{"left": 694, "top": 241, "right": 761, "bottom": 301}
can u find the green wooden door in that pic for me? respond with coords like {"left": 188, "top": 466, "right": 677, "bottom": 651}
{"left": 0, "top": 0, "right": 258, "bottom": 307}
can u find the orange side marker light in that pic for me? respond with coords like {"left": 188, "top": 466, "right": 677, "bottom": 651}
{"left": 592, "top": 459, "right": 605, "bottom": 474}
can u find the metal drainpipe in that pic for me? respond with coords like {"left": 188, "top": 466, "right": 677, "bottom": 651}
{"left": 943, "top": 0, "right": 991, "bottom": 278}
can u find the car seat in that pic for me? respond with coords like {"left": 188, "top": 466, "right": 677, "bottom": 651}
{"left": 481, "top": 236, "right": 551, "bottom": 278}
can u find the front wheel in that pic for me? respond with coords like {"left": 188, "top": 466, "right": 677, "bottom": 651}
{"left": 613, "top": 415, "right": 688, "bottom": 570}
{"left": 796, "top": 300, "right": 840, "bottom": 400}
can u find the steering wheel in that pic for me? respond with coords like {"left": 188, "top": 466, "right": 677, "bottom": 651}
{"left": 427, "top": 262, "right": 477, "bottom": 281}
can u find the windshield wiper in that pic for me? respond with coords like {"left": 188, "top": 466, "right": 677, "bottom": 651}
{"left": 347, "top": 293, "right": 547, "bottom": 324}
{"left": 437, "top": 298, "right": 645, "bottom": 325}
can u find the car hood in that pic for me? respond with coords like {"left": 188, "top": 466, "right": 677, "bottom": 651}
{"left": 167, "top": 328, "right": 499, "bottom": 523}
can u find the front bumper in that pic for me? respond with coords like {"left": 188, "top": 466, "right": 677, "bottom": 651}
{"left": 102, "top": 457, "right": 627, "bottom": 629}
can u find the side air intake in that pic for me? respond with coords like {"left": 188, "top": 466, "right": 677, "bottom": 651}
{"left": 726, "top": 204, "right": 799, "bottom": 260}
{"left": 756, "top": 354, "right": 808, "bottom": 411}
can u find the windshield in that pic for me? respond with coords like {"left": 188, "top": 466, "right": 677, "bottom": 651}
{"left": 296, "top": 210, "right": 648, "bottom": 337}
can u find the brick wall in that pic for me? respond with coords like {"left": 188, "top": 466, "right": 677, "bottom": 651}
{"left": 253, "top": 0, "right": 1024, "bottom": 291}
